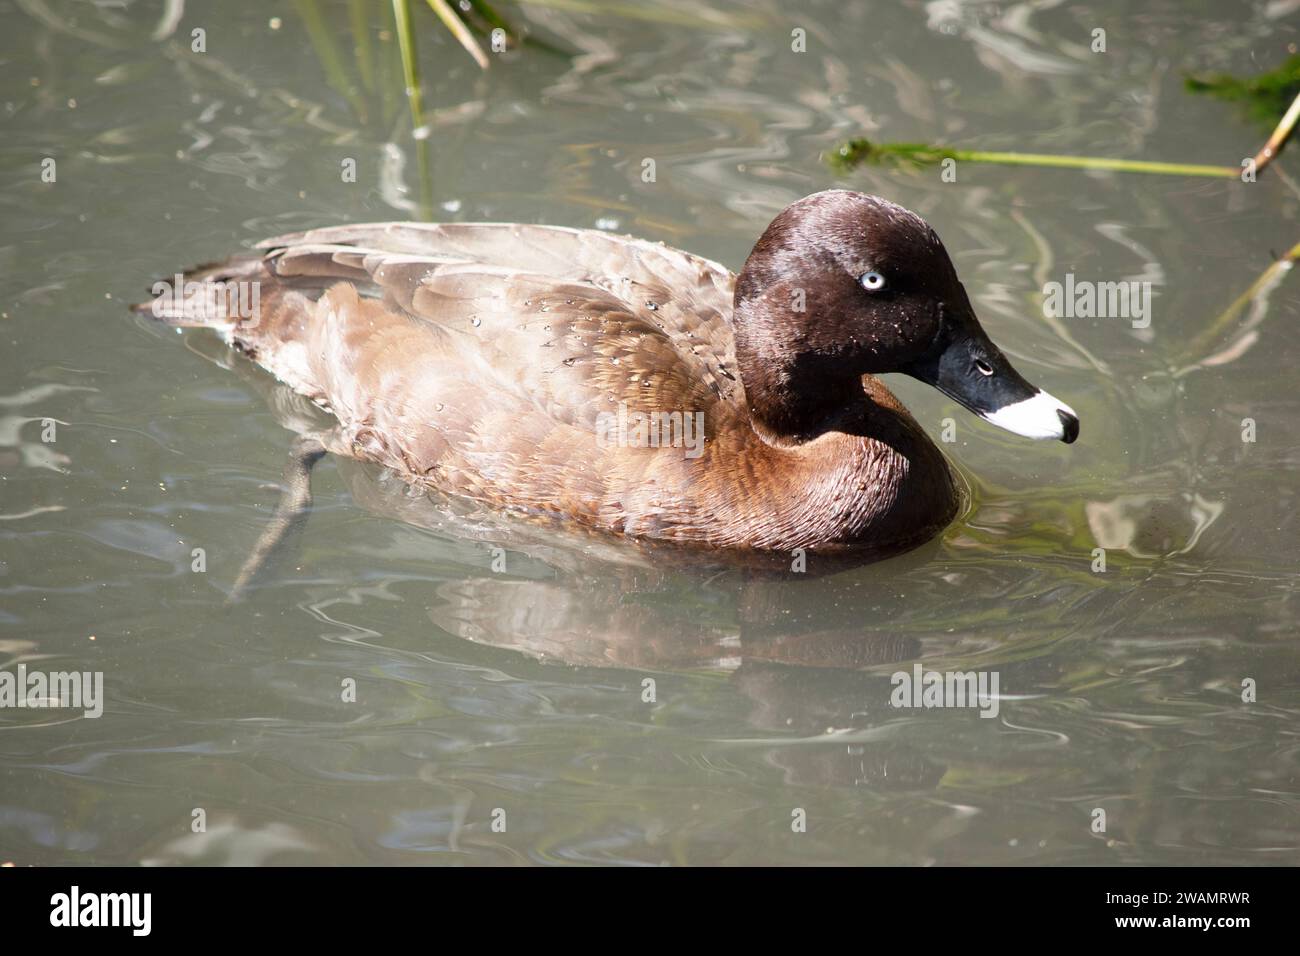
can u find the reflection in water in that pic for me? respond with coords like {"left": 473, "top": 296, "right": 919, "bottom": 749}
{"left": 305, "top": 455, "right": 959, "bottom": 796}
{"left": 1086, "top": 493, "right": 1224, "bottom": 558}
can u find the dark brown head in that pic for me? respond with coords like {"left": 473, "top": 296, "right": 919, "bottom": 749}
{"left": 733, "top": 189, "right": 1078, "bottom": 444}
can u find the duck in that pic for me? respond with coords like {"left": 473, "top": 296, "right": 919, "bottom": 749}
{"left": 138, "top": 189, "right": 1078, "bottom": 558}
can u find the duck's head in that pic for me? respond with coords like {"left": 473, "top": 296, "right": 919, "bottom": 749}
{"left": 733, "top": 189, "right": 1079, "bottom": 444}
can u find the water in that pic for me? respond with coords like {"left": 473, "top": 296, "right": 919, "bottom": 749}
{"left": 2, "top": 0, "right": 1299, "bottom": 865}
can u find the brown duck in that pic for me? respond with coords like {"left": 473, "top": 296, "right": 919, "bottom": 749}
{"left": 140, "top": 189, "right": 1078, "bottom": 559}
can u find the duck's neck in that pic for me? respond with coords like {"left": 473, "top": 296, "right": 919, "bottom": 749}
{"left": 732, "top": 296, "right": 874, "bottom": 445}
{"left": 738, "top": 356, "right": 868, "bottom": 445}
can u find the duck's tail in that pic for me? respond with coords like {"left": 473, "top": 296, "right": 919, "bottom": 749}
{"left": 130, "top": 255, "right": 267, "bottom": 330}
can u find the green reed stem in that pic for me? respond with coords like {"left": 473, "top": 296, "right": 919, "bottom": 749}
{"left": 831, "top": 139, "right": 1239, "bottom": 178}
{"left": 390, "top": 0, "right": 433, "bottom": 218}
{"left": 1252, "top": 90, "right": 1300, "bottom": 173}
{"left": 391, "top": 0, "right": 424, "bottom": 130}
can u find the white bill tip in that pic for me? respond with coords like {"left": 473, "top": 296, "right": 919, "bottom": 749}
{"left": 981, "top": 389, "right": 1078, "bottom": 441}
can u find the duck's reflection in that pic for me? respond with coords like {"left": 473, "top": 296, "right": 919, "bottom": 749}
{"left": 424, "top": 566, "right": 924, "bottom": 672}
{"left": 335, "top": 452, "right": 950, "bottom": 790}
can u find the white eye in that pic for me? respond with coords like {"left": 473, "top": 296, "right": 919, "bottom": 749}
{"left": 859, "top": 271, "right": 886, "bottom": 292}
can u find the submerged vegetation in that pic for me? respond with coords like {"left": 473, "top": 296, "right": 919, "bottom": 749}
{"left": 1185, "top": 53, "right": 1300, "bottom": 129}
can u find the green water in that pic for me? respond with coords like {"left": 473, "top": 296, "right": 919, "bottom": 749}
{"left": 1, "top": 0, "right": 1298, "bottom": 865}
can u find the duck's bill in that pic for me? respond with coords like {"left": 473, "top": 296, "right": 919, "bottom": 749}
{"left": 905, "top": 328, "right": 1079, "bottom": 444}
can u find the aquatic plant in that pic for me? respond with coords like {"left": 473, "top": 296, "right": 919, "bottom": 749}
{"left": 1185, "top": 53, "right": 1300, "bottom": 129}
